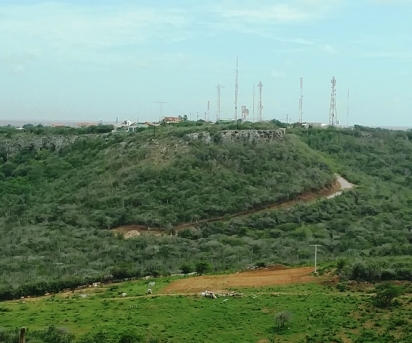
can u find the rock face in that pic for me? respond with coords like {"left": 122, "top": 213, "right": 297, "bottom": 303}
{"left": 0, "top": 135, "right": 81, "bottom": 157}
{"left": 186, "top": 129, "right": 286, "bottom": 143}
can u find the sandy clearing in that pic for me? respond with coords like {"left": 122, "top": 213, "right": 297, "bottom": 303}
{"left": 162, "top": 266, "right": 327, "bottom": 294}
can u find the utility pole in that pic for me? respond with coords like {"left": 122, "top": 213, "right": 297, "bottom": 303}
{"left": 310, "top": 245, "right": 322, "bottom": 274}
{"left": 155, "top": 101, "right": 167, "bottom": 122}
{"left": 207, "top": 100, "right": 210, "bottom": 122}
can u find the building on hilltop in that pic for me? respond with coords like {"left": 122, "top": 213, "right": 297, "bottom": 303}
{"left": 162, "top": 116, "right": 181, "bottom": 124}
{"left": 113, "top": 119, "right": 149, "bottom": 133}
{"left": 302, "top": 122, "right": 329, "bottom": 129}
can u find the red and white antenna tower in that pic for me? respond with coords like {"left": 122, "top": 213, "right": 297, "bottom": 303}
{"left": 258, "top": 81, "right": 263, "bottom": 122}
{"left": 329, "top": 77, "right": 338, "bottom": 126}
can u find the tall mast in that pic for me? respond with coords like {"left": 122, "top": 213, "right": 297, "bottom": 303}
{"left": 234, "top": 57, "right": 239, "bottom": 121}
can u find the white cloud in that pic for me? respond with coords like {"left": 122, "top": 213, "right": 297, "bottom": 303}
{"left": 214, "top": 0, "right": 343, "bottom": 25}
{"left": 0, "top": 2, "right": 193, "bottom": 69}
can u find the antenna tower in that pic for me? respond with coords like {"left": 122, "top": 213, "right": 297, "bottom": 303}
{"left": 299, "top": 77, "right": 303, "bottom": 124}
{"left": 207, "top": 100, "right": 210, "bottom": 122}
{"left": 329, "top": 77, "right": 338, "bottom": 126}
{"left": 252, "top": 84, "right": 255, "bottom": 122}
{"left": 216, "top": 84, "right": 224, "bottom": 121}
{"left": 234, "top": 57, "right": 239, "bottom": 121}
{"left": 155, "top": 101, "right": 167, "bottom": 122}
{"left": 346, "top": 89, "right": 349, "bottom": 127}
{"left": 258, "top": 81, "right": 263, "bottom": 122}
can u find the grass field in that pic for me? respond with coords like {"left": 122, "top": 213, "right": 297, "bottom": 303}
{"left": 1, "top": 271, "right": 411, "bottom": 343}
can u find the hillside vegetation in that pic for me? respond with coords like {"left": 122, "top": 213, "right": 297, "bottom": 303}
{"left": 0, "top": 123, "right": 333, "bottom": 229}
{"left": 1, "top": 122, "right": 412, "bottom": 299}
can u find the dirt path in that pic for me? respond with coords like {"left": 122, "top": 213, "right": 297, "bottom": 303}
{"left": 162, "top": 266, "right": 331, "bottom": 294}
{"left": 114, "top": 175, "right": 354, "bottom": 237}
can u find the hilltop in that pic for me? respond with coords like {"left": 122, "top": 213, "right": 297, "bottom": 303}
{"left": 0, "top": 122, "right": 411, "bottom": 299}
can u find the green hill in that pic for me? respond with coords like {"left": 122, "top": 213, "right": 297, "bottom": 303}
{"left": 0, "top": 124, "right": 333, "bottom": 230}
{"left": 1, "top": 122, "right": 412, "bottom": 300}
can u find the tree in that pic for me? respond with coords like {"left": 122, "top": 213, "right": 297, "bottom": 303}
{"left": 195, "top": 261, "right": 211, "bottom": 275}
{"left": 274, "top": 311, "right": 292, "bottom": 330}
{"left": 181, "top": 263, "right": 194, "bottom": 274}
{"left": 373, "top": 282, "right": 403, "bottom": 308}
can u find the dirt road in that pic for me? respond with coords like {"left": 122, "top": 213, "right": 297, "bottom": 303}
{"left": 114, "top": 175, "right": 354, "bottom": 237}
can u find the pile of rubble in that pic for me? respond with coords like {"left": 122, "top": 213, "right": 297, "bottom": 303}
{"left": 200, "top": 290, "right": 244, "bottom": 299}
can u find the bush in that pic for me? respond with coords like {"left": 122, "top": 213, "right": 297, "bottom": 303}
{"left": 373, "top": 283, "right": 403, "bottom": 308}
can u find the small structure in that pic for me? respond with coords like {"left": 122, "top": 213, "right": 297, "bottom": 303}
{"left": 112, "top": 120, "right": 149, "bottom": 133}
{"left": 162, "top": 116, "right": 181, "bottom": 124}
{"left": 148, "top": 282, "right": 156, "bottom": 287}
{"left": 302, "top": 122, "right": 329, "bottom": 129}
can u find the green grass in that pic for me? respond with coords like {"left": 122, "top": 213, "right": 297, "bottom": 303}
{"left": 1, "top": 279, "right": 411, "bottom": 343}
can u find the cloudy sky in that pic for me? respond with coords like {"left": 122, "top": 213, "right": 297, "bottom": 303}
{"left": 1, "top": 0, "right": 412, "bottom": 126}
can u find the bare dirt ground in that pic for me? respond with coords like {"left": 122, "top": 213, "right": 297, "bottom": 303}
{"left": 113, "top": 175, "right": 354, "bottom": 237}
{"left": 113, "top": 225, "right": 164, "bottom": 238}
{"left": 162, "top": 266, "right": 329, "bottom": 294}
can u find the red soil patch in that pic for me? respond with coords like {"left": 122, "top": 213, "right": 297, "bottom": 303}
{"left": 162, "top": 266, "right": 326, "bottom": 294}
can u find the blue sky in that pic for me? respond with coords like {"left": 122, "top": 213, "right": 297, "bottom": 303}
{"left": 1, "top": 0, "right": 412, "bottom": 126}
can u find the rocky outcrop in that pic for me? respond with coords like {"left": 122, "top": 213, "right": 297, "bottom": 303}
{"left": 0, "top": 135, "right": 83, "bottom": 156}
{"left": 186, "top": 129, "right": 286, "bottom": 144}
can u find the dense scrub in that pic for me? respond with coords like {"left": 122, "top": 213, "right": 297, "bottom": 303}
{"left": 1, "top": 123, "right": 412, "bottom": 297}
{"left": 0, "top": 123, "right": 333, "bottom": 229}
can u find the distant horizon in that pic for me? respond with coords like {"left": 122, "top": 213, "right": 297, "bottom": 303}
{"left": 1, "top": 118, "right": 412, "bottom": 131}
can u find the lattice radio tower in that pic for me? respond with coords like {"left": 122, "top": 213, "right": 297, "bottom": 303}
{"left": 329, "top": 77, "right": 338, "bottom": 126}
{"left": 258, "top": 81, "right": 263, "bottom": 122}
{"left": 299, "top": 77, "right": 303, "bottom": 124}
{"left": 216, "top": 84, "right": 224, "bottom": 121}
{"left": 234, "top": 57, "right": 239, "bottom": 121}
